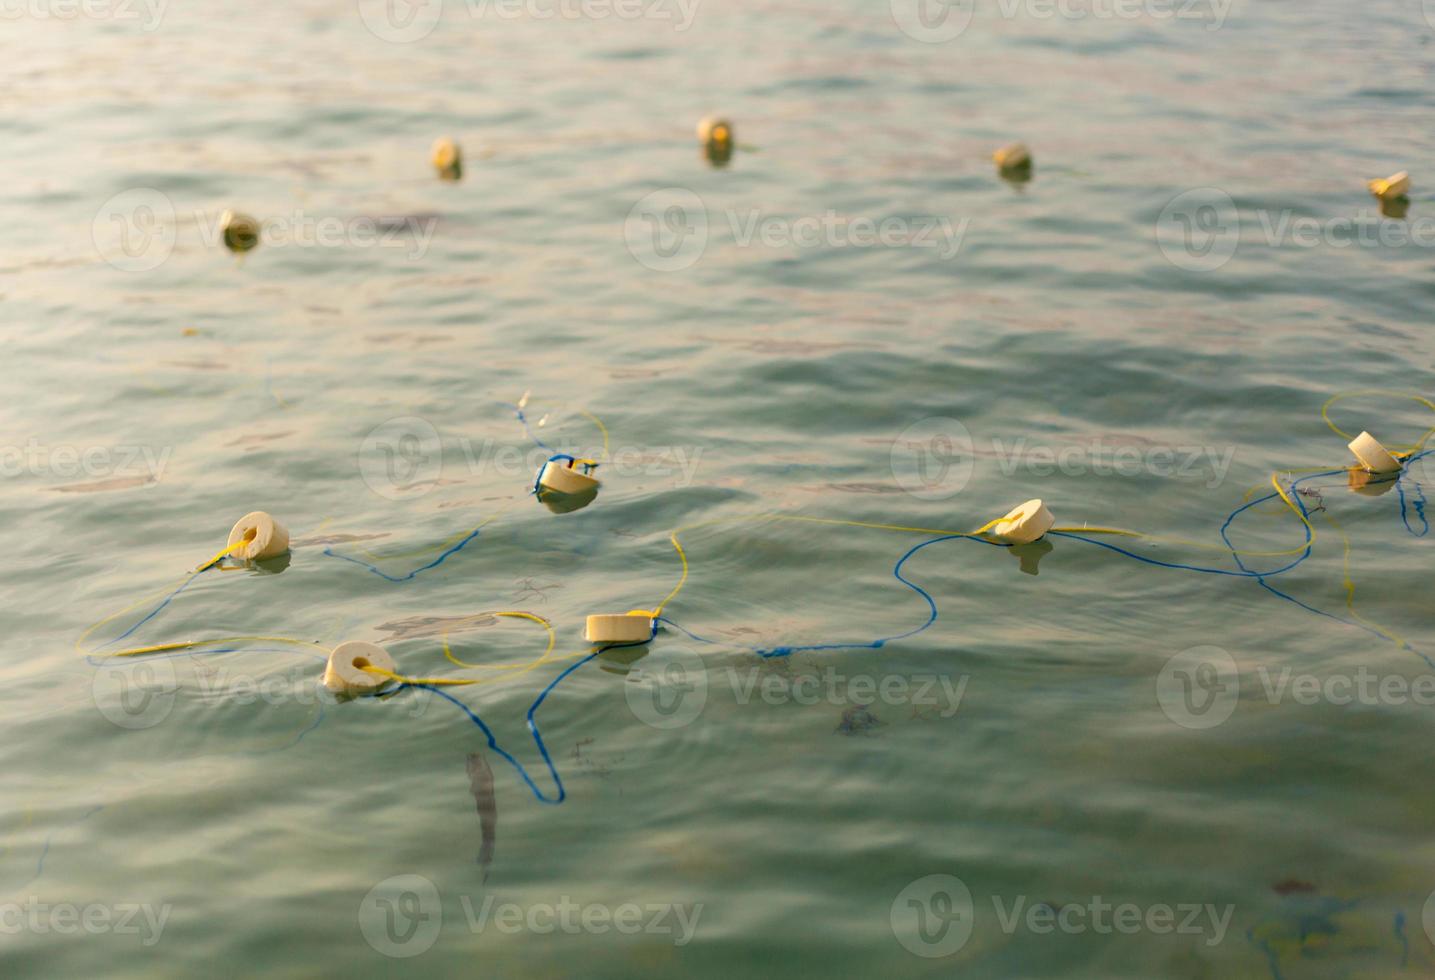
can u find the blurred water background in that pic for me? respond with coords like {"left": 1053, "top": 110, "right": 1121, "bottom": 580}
{"left": 2, "top": 0, "right": 1435, "bottom": 975}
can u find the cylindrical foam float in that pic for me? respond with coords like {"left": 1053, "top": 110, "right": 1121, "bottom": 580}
{"left": 219, "top": 210, "right": 260, "bottom": 253}
{"left": 322, "top": 641, "right": 397, "bottom": 695}
{"left": 1347, "top": 431, "right": 1402, "bottom": 473}
{"left": 227, "top": 511, "right": 290, "bottom": 561}
{"left": 697, "top": 116, "right": 733, "bottom": 147}
{"left": 538, "top": 459, "right": 601, "bottom": 495}
{"left": 993, "top": 143, "right": 1031, "bottom": 171}
{"left": 585, "top": 612, "right": 654, "bottom": 644}
{"left": 992, "top": 498, "right": 1055, "bottom": 544}
{"left": 1367, "top": 171, "right": 1410, "bottom": 201}
{"left": 432, "top": 136, "right": 462, "bottom": 181}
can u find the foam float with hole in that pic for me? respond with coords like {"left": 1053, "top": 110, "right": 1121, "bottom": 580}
{"left": 1347, "top": 431, "right": 1402, "bottom": 473}
{"left": 227, "top": 511, "right": 290, "bottom": 561}
{"left": 991, "top": 498, "right": 1055, "bottom": 544}
{"left": 322, "top": 641, "right": 397, "bottom": 694}
{"left": 585, "top": 612, "right": 654, "bottom": 644}
{"left": 219, "top": 209, "right": 260, "bottom": 253}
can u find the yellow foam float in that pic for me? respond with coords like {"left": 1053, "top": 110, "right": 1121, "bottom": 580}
{"left": 538, "top": 458, "right": 601, "bottom": 495}
{"left": 697, "top": 116, "right": 734, "bottom": 166}
{"left": 1367, "top": 171, "right": 1409, "bottom": 202}
{"left": 219, "top": 210, "right": 260, "bottom": 254}
{"left": 584, "top": 612, "right": 654, "bottom": 644}
{"left": 226, "top": 511, "right": 290, "bottom": 561}
{"left": 998, "top": 142, "right": 1033, "bottom": 179}
{"left": 991, "top": 498, "right": 1055, "bottom": 544}
{"left": 432, "top": 136, "right": 463, "bottom": 181}
{"left": 1347, "top": 430, "right": 1403, "bottom": 474}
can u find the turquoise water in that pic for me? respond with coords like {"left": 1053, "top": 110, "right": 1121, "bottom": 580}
{"left": 4, "top": 0, "right": 1435, "bottom": 976}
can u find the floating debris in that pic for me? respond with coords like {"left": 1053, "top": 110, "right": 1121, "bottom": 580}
{"left": 835, "top": 705, "right": 885, "bottom": 736}
{"left": 466, "top": 752, "right": 497, "bottom": 881}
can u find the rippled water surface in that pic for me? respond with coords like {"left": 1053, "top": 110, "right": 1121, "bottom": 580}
{"left": 4, "top": 1, "right": 1435, "bottom": 976}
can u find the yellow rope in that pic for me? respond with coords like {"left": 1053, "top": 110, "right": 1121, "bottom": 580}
{"left": 578, "top": 409, "right": 610, "bottom": 459}
{"left": 108, "top": 635, "right": 330, "bottom": 659}
{"left": 197, "top": 538, "right": 248, "bottom": 572}
{"left": 1317, "top": 505, "right": 1409, "bottom": 650}
{"left": 442, "top": 612, "right": 555, "bottom": 669}
{"left": 1322, "top": 389, "right": 1435, "bottom": 455}
{"left": 361, "top": 666, "right": 476, "bottom": 687}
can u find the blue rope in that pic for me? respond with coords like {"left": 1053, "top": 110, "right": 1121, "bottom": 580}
{"left": 507, "top": 402, "right": 557, "bottom": 453}
{"left": 405, "top": 631, "right": 656, "bottom": 805}
{"left": 321, "top": 525, "right": 483, "bottom": 583}
{"left": 1397, "top": 474, "right": 1429, "bottom": 537}
{"left": 106, "top": 569, "right": 208, "bottom": 646}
